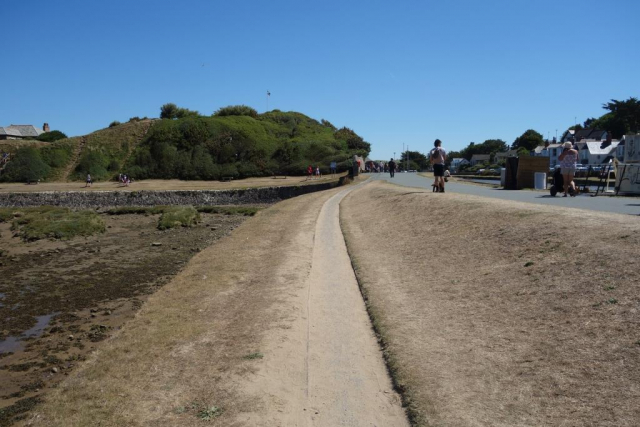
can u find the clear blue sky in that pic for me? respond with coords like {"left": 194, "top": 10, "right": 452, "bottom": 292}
{"left": 2, "top": 0, "right": 638, "bottom": 159}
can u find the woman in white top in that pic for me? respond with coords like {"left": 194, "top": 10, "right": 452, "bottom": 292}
{"left": 558, "top": 142, "right": 578, "bottom": 197}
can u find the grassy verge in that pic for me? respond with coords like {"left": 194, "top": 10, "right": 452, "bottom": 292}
{"left": 339, "top": 204, "right": 423, "bottom": 426}
{"left": 339, "top": 181, "right": 640, "bottom": 426}
{"left": 1, "top": 207, "right": 105, "bottom": 241}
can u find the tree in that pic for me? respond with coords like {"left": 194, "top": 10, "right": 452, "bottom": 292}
{"left": 160, "top": 103, "right": 179, "bottom": 119}
{"left": 321, "top": 119, "right": 336, "bottom": 130}
{"left": 334, "top": 127, "right": 371, "bottom": 157}
{"left": 511, "top": 129, "right": 543, "bottom": 151}
{"left": 400, "top": 150, "right": 429, "bottom": 170}
{"left": 272, "top": 140, "right": 300, "bottom": 171}
{"left": 1, "top": 147, "right": 50, "bottom": 182}
{"left": 459, "top": 139, "right": 508, "bottom": 160}
{"left": 599, "top": 97, "right": 640, "bottom": 138}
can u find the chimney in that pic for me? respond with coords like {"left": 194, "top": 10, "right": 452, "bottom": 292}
{"left": 606, "top": 132, "right": 612, "bottom": 144}
{"left": 43, "top": 123, "right": 50, "bottom": 132}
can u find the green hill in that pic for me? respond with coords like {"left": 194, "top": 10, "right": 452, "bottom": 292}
{"left": 0, "top": 110, "right": 369, "bottom": 182}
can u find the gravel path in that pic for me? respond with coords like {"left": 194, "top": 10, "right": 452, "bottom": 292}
{"left": 372, "top": 172, "right": 640, "bottom": 215}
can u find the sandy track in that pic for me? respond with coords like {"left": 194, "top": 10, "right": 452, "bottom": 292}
{"left": 237, "top": 186, "right": 408, "bottom": 427}
{"left": 31, "top": 182, "right": 407, "bottom": 426}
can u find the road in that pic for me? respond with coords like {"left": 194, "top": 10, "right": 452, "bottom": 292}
{"left": 372, "top": 172, "right": 640, "bottom": 215}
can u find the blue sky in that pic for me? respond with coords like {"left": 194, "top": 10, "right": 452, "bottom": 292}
{"left": 2, "top": 0, "right": 638, "bottom": 159}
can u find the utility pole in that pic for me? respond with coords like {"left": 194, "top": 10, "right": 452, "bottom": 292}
{"left": 402, "top": 143, "right": 405, "bottom": 170}
{"left": 266, "top": 90, "right": 270, "bottom": 112}
{"left": 407, "top": 145, "right": 409, "bottom": 171}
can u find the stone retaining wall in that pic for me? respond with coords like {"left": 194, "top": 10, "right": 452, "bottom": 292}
{"left": 0, "top": 180, "right": 345, "bottom": 208}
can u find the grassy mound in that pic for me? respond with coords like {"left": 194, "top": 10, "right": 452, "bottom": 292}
{"left": 0, "top": 109, "right": 369, "bottom": 183}
{"left": 1, "top": 207, "right": 106, "bottom": 241}
{"left": 126, "top": 110, "right": 369, "bottom": 180}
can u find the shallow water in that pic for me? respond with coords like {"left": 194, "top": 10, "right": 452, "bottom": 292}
{"left": 0, "top": 312, "right": 57, "bottom": 353}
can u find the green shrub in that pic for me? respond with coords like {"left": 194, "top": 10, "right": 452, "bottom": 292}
{"left": 0, "top": 147, "right": 50, "bottom": 182}
{"left": 75, "top": 150, "right": 109, "bottom": 180}
{"left": 40, "top": 143, "right": 73, "bottom": 168}
{"left": 214, "top": 105, "right": 258, "bottom": 118}
{"left": 157, "top": 206, "right": 200, "bottom": 230}
{"left": 11, "top": 207, "right": 105, "bottom": 241}
{"left": 109, "top": 121, "right": 121, "bottom": 128}
{"left": 219, "top": 163, "right": 239, "bottom": 179}
{"left": 37, "top": 130, "right": 67, "bottom": 142}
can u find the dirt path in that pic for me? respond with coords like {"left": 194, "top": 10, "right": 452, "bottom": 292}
{"left": 237, "top": 185, "right": 408, "bottom": 426}
{"left": 59, "top": 137, "right": 86, "bottom": 182}
{"left": 30, "top": 181, "right": 407, "bottom": 426}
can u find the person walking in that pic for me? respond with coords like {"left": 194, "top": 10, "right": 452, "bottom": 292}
{"left": 85, "top": 173, "right": 92, "bottom": 188}
{"left": 388, "top": 158, "right": 396, "bottom": 178}
{"left": 307, "top": 165, "right": 313, "bottom": 180}
{"left": 558, "top": 141, "right": 578, "bottom": 197}
{"left": 429, "top": 139, "right": 447, "bottom": 192}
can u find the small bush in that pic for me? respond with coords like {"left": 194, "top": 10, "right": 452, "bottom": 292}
{"left": 157, "top": 206, "right": 200, "bottom": 230}
{"left": 37, "top": 130, "right": 67, "bottom": 142}
{"left": 109, "top": 121, "right": 121, "bottom": 128}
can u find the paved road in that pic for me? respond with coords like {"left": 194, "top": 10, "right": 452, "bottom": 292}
{"left": 372, "top": 173, "right": 640, "bottom": 216}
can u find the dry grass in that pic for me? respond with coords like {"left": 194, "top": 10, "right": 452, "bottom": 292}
{"left": 29, "top": 187, "right": 337, "bottom": 426}
{"left": 0, "top": 175, "right": 343, "bottom": 193}
{"left": 340, "top": 181, "right": 640, "bottom": 427}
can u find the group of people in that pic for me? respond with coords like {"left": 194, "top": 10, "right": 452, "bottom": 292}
{"left": 118, "top": 173, "right": 132, "bottom": 186}
{"left": 306, "top": 165, "right": 322, "bottom": 180}
{"left": 387, "top": 139, "right": 449, "bottom": 192}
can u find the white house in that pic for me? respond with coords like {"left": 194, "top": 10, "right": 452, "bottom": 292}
{"left": 451, "top": 158, "right": 470, "bottom": 172}
{"left": 579, "top": 140, "right": 621, "bottom": 165}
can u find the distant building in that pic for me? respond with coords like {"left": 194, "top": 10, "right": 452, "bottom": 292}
{"left": 579, "top": 139, "right": 621, "bottom": 165}
{"left": 0, "top": 123, "right": 49, "bottom": 140}
{"left": 470, "top": 154, "right": 491, "bottom": 166}
{"left": 450, "top": 158, "right": 470, "bottom": 172}
{"left": 494, "top": 150, "right": 518, "bottom": 163}
{"left": 561, "top": 128, "right": 609, "bottom": 143}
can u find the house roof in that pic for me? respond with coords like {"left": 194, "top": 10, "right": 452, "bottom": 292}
{"left": 582, "top": 140, "right": 620, "bottom": 155}
{"left": 0, "top": 124, "right": 44, "bottom": 138}
{"left": 574, "top": 128, "right": 607, "bottom": 141}
{"left": 452, "top": 158, "right": 469, "bottom": 163}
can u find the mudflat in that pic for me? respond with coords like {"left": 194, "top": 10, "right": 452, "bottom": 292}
{"left": 0, "top": 209, "right": 253, "bottom": 426}
{"left": 340, "top": 181, "right": 640, "bottom": 426}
